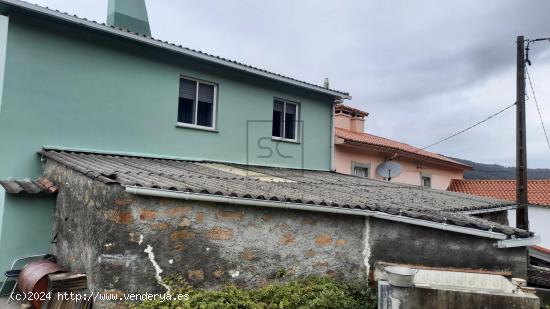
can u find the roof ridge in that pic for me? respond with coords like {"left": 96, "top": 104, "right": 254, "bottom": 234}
{"left": 335, "top": 127, "right": 470, "bottom": 168}
{"left": 336, "top": 127, "right": 426, "bottom": 151}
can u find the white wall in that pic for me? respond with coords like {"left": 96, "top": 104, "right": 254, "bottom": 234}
{"left": 509, "top": 206, "right": 550, "bottom": 248}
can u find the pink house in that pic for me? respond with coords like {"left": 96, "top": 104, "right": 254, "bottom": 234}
{"left": 334, "top": 104, "right": 471, "bottom": 190}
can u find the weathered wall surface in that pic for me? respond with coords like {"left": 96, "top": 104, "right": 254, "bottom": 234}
{"left": 473, "top": 210, "right": 509, "bottom": 226}
{"left": 367, "top": 218, "right": 528, "bottom": 278}
{"left": 45, "top": 160, "right": 366, "bottom": 296}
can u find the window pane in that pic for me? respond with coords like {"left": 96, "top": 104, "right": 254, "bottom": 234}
{"left": 354, "top": 167, "right": 368, "bottom": 178}
{"left": 197, "top": 83, "right": 214, "bottom": 127}
{"left": 272, "top": 100, "right": 284, "bottom": 137}
{"left": 178, "top": 98, "right": 195, "bottom": 124}
{"left": 178, "top": 79, "right": 197, "bottom": 124}
{"left": 284, "top": 103, "right": 296, "bottom": 140}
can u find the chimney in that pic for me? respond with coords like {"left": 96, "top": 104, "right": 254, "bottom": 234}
{"left": 107, "top": 0, "right": 151, "bottom": 36}
{"left": 334, "top": 104, "right": 368, "bottom": 133}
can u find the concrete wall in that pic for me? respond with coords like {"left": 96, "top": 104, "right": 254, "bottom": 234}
{"left": 45, "top": 160, "right": 366, "bottom": 295}
{"left": 509, "top": 206, "right": 550, "bottom": 248}
{"left": 378, "top": 282, "right": 539, "bottom": 309}
{"left": 0, "top": 12, "right": 335, "bottom": 273}
{"left": 366, "top": 218, "right": 528, "bottom": 278}
{"left": 334, "top": 144, "right": 464, "bottom": 190}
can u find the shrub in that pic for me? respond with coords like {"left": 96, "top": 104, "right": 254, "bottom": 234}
{"left": 130, "top": 276, "right": 377, "bottom": 309}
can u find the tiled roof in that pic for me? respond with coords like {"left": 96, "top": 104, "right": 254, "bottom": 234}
{"left": 39, "top": 149, "right": 531, "bottom": 238}
{"left": 530, "top": 246, "right": 550, "bottom": 264}
{"left": 335, "top": 104, "right": 369, "bottom": 118}
{"left": 0, "top": 178, "right": 57, "bottom": 194}
{"left": 335, "top": 127, "right": 471, "bottom": 170}
{"left": 528, "top": 265, "right": 550, "bottom": 288}
{"left": 448, "top": 179, "right": 550, "bottom": 207}
{"left": 0, "top": 0, "right": 350, "bottom": 99}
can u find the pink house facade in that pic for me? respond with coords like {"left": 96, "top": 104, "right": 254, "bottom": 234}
{"left": 334, "top": 104, "right": 471, "bottom": 190}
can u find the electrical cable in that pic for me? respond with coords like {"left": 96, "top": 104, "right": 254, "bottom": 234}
{"left": 525, "top": 66, "right": 550, "bottom": 151}
{"left": 415, "top": 103, "right": 516, "bottom": 153}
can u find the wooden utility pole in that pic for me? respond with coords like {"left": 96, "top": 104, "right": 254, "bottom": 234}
{"left": 516, "top": 35, "right": 529, "bottom": 230}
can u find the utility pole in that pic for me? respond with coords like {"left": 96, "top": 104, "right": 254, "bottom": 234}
{"left": 516, "top": 35, "right": 529, "bottom": 230}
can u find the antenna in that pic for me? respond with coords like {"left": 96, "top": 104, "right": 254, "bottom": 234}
{"left": 376, "top": 162, "right": 402, "bottom": 181}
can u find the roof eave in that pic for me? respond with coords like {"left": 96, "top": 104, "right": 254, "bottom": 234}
{"left": 0, "top": 0, "right": 351, "bottom": 100}
{"left": 339, "top": 139, "right": 473, "bottom": 170}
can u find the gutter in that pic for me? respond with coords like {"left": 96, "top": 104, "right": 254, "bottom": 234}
{"left": 125, "top": 186, "right": 511, "bottom": 241}
{"left": 460, "top": 205, "right": 518, "bottom": 215}
{"left": 0, "top": 0, "right": 351, "bottom": 100}
{"left": 497, "top": 236, "right": 541, "bottom": 248}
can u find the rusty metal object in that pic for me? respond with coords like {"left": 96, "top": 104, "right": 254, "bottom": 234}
{"left": 18, "top": 260, "right": 65, "bottom": 309}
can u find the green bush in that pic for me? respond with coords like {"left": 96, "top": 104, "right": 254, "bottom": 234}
{"left": 130, "top": 276, "right": 377, "bottom": 309}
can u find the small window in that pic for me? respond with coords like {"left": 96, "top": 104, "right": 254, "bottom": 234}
{"left": 272, "top": 99, "right": 299, "bottom": 141}
{"left": 352, "top": 162, "right": 370, "bottom": 178}
{"left": 421, "top": 175, "right": 431, "bottom": 188}
{"left": 178, "top": 77, "right": 216, "bottom": 129}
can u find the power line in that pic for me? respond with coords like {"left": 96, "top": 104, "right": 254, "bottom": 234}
{"left": 525, "top": 66, "right": 550, "bottom": 151}
{"left": 416, "top": 103, "right": 516, "bottom": 153}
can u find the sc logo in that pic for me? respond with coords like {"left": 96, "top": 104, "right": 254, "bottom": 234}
{"left": 256, "top": 137, "right": 292, "bottom": 159}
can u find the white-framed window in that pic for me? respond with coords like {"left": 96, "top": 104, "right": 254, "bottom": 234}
{"left": 352, "top": 162, "right": 370, "bottom": 178}
{"left": 272, "top": 99, "right": 299, "bottom": 142}
{"left": 177, "top": 76, "right": 217, "bottom": 130}
{"left": 421, "top": 174, "right": 431, "bottom": 188}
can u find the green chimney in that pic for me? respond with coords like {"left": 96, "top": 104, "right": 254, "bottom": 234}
{"left": 107, "top": 0, "right": 151, "bottom": 36}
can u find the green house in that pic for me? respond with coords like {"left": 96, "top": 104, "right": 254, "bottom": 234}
{"left": 0, "top": 0, "right": 350, "bottom": 277}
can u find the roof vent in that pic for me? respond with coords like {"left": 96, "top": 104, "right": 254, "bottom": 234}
{"left": 107, "top": 0, "right": 151, "bottom": 36}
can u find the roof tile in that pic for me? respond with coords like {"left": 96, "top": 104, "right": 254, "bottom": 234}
{"left": 335, "top": 128, "right": 471, "bottom": 169}
{"left": 39, "top": 149, "right": 531, "bottom": 238}
{"left": 0, "top": 178, "right": 57, "bottom": 194}
{"left": 448, "top": 179, "right": 550, "bottom": 207}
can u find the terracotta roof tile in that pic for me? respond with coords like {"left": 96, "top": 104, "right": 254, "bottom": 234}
{"left": 335, "top": 104, "right": 368, "bottom": 117}
{"left": 0, "top": 178, "right": 57, "bottom": 194}
{"left": 335, "top": 127, "right": 471, "bottom": 169}
{"left": 448, "top": 179, "right": 550, "bottom": 207}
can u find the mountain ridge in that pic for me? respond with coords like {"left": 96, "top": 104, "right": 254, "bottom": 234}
{"left": 450, "top": 157, "right": 550, "bottom": 180}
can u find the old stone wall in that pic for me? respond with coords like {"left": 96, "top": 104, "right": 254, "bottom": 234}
{"left": 45, "top": 160, "right": 366, "bottom": 295}
{"left": 44, "top": 159, "right": 529, "bottom": 304}
{"left": 367, "top": 217, "right": 528, "bottom": 278}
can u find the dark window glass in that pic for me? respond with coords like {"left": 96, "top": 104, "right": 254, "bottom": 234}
{"left": 178, "top": 79, "right": 197, "bottom": 124}
{"left": 284, "top": 103, "right": 296, "bottom": 140}
{"left": 197, "top": 83, "right": 214, "bottom": 127}
{"left": 421, "top": 176, "right": 431, "bottom": 188}
{"left": 272, "top": 100, "right": 284, "bottom": 137}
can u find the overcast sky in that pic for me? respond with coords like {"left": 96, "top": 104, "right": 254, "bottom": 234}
{"left": 27, "top": 0, "right": 550, "bottom": 168}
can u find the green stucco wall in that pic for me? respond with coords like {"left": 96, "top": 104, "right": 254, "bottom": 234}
{"left": 0, "top": 13, "right": 334, "bottom": 274}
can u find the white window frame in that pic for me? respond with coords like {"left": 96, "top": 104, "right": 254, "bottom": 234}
{"left": 176, "top": 75, "right": 218, "bottom": 131}
{"left": 272, "top": 98, "right": 300, "bottom": 143}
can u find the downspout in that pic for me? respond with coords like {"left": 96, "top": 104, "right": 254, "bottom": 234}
{"left": 330, "top": 102, "right": 336, "bottom": 171}
{"left": 124, "top": 186, "right": 527, "bottom": 242}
